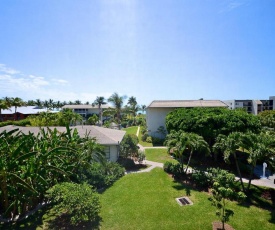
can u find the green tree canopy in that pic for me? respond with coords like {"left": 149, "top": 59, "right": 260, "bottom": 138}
{"left": 258, "top": 110, "right": 275, "bottom": 130}
{"left": 166, "top": 107, "right": 261, "bottom": 147}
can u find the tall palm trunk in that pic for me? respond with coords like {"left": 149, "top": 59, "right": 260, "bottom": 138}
{"left": 184, "top": 151, "right": 193, "bottom": 174}
{"left": 233, "top": 152, "right": 245, "bottom": 192}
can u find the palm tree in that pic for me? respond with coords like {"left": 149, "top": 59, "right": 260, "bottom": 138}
{"left": 92, "top": 96, "right": 107, "bottom": 126}
{"left": 26, "top": 100, "right": 36, "bottom": 106}
{"left": 108, "top": 92, "right": 126, "bottom": 124}
{"left": 213, "top": 132, "right": 245, "bottom": 192}
{"left": 0, "top": 98, "right": 11, "bottom": 121}
{"left": 10, "top": 97, "right": 25, "bottom": 120}
{"left": 71, "top": 112, "right": 83, "bottom": 126}
{"left": 141, "top": 105, "right": 146, "bottom": 114}
{"left": 74, "top": 100, "right": 82, "bottom": 105}
{"left": 43, "top": 100, "right": 50, "bottom": 110}
{"left": 126, "top": 96, "right": 140, "bottom": 124}
{"left": 35, "top": 99, "right": 43, "bottom": 108}
{"left": 166, "top": 131, "right": 210, "bottom": 174}
{"left": 242, "top": 132, "right": 275, "bottom": 190}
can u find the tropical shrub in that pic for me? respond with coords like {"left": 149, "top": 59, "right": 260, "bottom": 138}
{"left": 120, "top": 134, "right": 139, "bottom": 158}
{"left": 141, "top": 132, "right": 149, "bottom": 142}
{"left": 209, "top": 169, "right": 246, "bottom": 230}
{"left": 46, "top": 182, "right": 100, "bottom": 225}
{"left": 0, "top": 127, "right": 103, "bottom": 219}
{"left": 146, "top": 136, "right": 152, "bottom": 143}
{"left": 137, "top": 149, "right": 146, "bottom": 163}
{"left": 117, "top": 157, "right": 136, "bottom": 170}
{"left": 163, "top": 161, "right": 181, "bottom": 177}
{"left": 77, "top": 162, "right": 125, "bottom": 189}
{"left": 152, "top": 137, "right": 165, "bottom": 146}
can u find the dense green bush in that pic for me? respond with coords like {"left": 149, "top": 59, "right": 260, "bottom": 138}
{"left": 152, "top": 137, "right": 165, "bottom": 146}
{"left": 192, "top": 167, "right": 240, "bottom": 189}
{"left": 77, "top": 162, "right": 125, "bottom": 189}
{"left": 120, "top": 134, "right": 139, "bottom": 158}
{"left": 13, "top": 119, "right": 31, "bottom": 126}
{"left": 136, "top": 116, "right": 146, "bottom": 126}
{"left": 163, "top": 161, "right": 173, "bottom": 173}
{"left": 117, "top": 157, "right": 136, "bottom": 170}
{"left": 141, "top": 132, "right": 149, "bottom": 142}
{"left": 192, "top": 168, "right": 209, "bottom": 188}
{"left": 46, "top": 182, "right": 100, "bottom": 225}
{"left": 140, "top": 126, "right": 147, "bottom": 135}
{"left": 121, "top": 121, "right": 128, "bottom": 128}
{"left": 146, "top": 136, "right": 152, "bottom": 143}
{"left": 0, "top": 119, "right": 31, "bottom": 127}
{"left": 163, "top": 161, "right": 181, "bottom": 177}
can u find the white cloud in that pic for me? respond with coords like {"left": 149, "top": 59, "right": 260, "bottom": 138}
{"left": 51, "top": 78, "right": 69, "bottom": 85}
{"left": 0, "top": 63, "right": 113, "bottom": 102}
{"left": 0, "top": 73, "right": 49, "bottom": 92}
{"left": 0, "top": 64, "right": 20, "bottom": 75}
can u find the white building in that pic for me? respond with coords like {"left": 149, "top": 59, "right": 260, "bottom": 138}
{"left": 223, "top": 96, "right": 275, "bottom": 115}
{"left": 62, "top": 104, "right": 110, "bottom": 116}
{"left": 146, "top": 100, "right": 228, "bottom": 138}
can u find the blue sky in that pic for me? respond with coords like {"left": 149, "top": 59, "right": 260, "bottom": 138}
{"left": 0, "top": 0, "right": 274, "bottom": 106}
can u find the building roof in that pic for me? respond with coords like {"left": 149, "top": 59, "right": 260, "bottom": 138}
{"left": 1, "top": 106, "right": 57, "bottom": 115}
{"left": 0, "top": 125, "right": 125, "bottom": 145}
{"left": 147, "top": 100, "right": 228, "bottom": 108}
{"left": 62, "top": 104, "right": 111, "bottom": 109}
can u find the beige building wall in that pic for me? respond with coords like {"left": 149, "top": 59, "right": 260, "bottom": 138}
{"left": 146, "top": 107, "right": 174, "bottom": 136}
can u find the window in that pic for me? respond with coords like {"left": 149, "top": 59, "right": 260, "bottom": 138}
{"left": 104, "top": 146, "right": 110, "bottom": 160}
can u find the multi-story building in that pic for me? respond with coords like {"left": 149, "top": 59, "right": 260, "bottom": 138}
{"left": 62, "top": 104, "right": 111, "bottom": 121}
{"left": 223, "top": 96, "right": 275, "bottom": 115}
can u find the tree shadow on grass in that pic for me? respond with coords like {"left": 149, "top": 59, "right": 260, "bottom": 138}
{"left": 171, "top": 178, "right": 194, "bottom": 197}
{"left": 236, "top": 185, "right": 275, "bottom": 224}
{"left": 46, "top": 213, "right": 102, "bottom": 230}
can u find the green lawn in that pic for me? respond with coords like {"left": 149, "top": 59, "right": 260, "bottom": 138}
{"left": 123, "top": 125, "right": 153, "bottom": 147}
{"left": 145, "top": 148, "right": 177, "bottom": 163}
{"left": 100, "top": 168, "right": 275, "bottom": 230}
{"left": 4, "top": 169, "right": 274, "bottom": 229}
{"left": 137, "top": 128, "right": 153, "bottom": 147}
{"left": 123, "top": 126, "right": 139, "bottom": 135}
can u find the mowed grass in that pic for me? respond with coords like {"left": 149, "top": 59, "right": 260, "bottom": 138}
{"left": 100, "top": 168, "right": 275, "bottom": 230}
{"left": 145, "top": 148, "right": 177, "bottom": 164}
{"left": 123, "top": 126, "right": 139, "bottom": 135}
{"left": 137, "top": 128, "right": 153, "bottom": 147}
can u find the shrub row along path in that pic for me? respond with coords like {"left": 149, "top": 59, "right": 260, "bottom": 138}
{"left": 127, "top": 143, "right": 275, "bottom": 189}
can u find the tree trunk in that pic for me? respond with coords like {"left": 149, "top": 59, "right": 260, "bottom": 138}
{"left": 233, "top": 152, "right": 245, "bottom": 192}
{"left": 184, "top": 151, "right": 193, "bottom": 174}
{"left": 247, "top": 164, "right": 255, "bottom": 191}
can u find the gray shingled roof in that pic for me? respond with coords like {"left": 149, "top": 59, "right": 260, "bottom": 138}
{"left": 62, "top": 104, "right": 111, "bottom": 109}
{"left": 147, "top": 100, "right": 228, "bottom": 108}
{"left": 0, "top": 125, "right": 125, "bottom": 145}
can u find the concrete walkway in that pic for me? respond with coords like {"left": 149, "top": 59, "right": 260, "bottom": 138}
{"left": 125, "top": 160, "right": 163, "bottom": 174}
